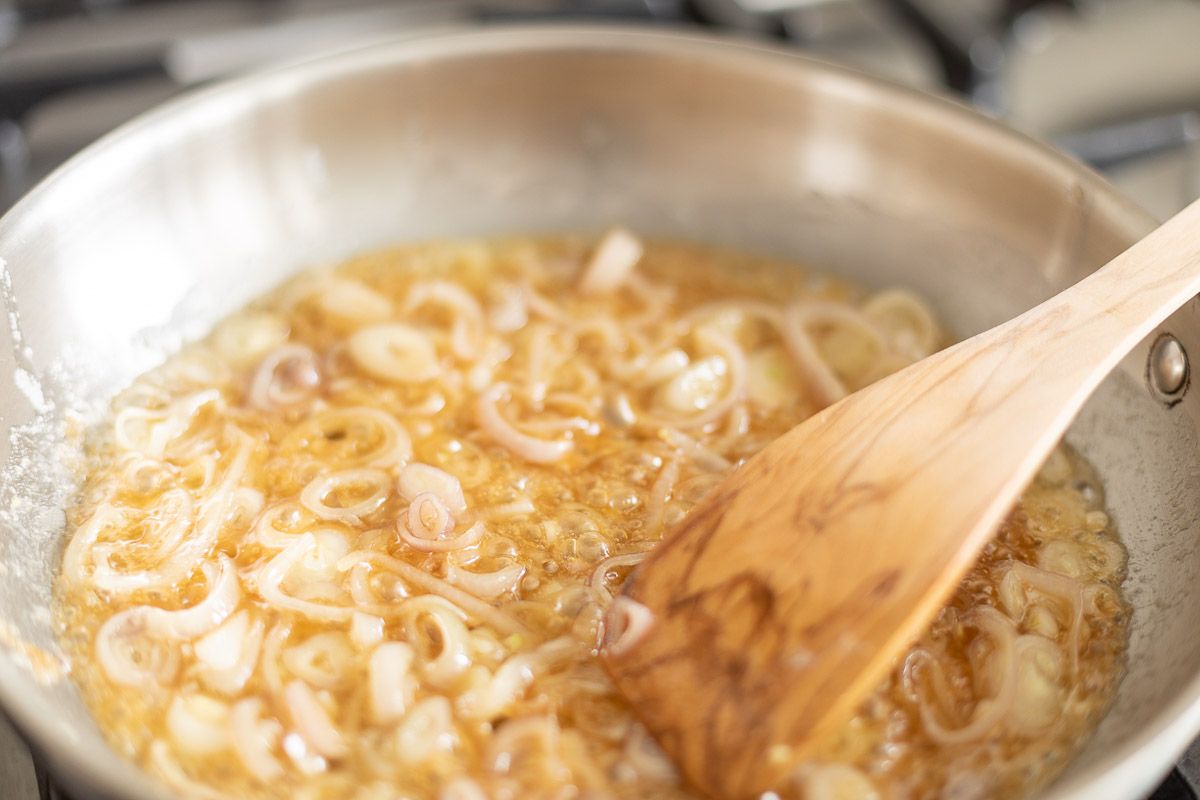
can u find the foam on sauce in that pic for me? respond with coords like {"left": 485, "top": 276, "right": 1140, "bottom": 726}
{"left": 55, "top": 234, "right": 1128, "bottom": 799}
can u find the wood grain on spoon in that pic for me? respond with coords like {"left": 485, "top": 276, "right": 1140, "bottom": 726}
{"left": 601, "top": 197, "right": 1200, "bottom": 799}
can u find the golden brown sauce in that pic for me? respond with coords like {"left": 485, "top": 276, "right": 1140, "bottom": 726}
{"left": 55, "top": 234, "right": 1128, "bottom": 800}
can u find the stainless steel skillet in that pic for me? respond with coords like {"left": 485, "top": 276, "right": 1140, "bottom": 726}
{"left": 0, "top": 25, "right": 1197, "bottom": 800}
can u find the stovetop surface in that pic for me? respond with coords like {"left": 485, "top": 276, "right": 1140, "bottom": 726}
{"left": 1, "top": 1, "right": 1199, "bottom": 798}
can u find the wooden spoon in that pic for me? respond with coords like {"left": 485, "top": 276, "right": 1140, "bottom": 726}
{"left": 601, "top": 197, "right": 1200, "bottom": 799}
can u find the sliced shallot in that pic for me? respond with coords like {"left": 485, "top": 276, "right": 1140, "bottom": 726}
{"left": 284, "top": 679, "right": 348, "bottom": 759}
{"left": 862, "top": 288, "right": 940, "bottom": 360}
{"left": 640, "top": 327, "right": 748, "bottom": 430}
{"left": 350, "top": 612, "right": 385, "bottom": 650}
{"left": 602, "top": 596, "right": 655, "bottom": 657}
{"left": 476, "top": 382, "right": 572, "bottom": 464}
{"left": 95, "top": 555, "right": 240, "bottom": 686}
{"left": 348, "top": 323, "right": 440, "bottom": 383}
{"left": 212, "top": 311, "right": 290, "bottom": 368}
{"left": 445, "top": 563, "right": 527, "bottom": 599}
{"left": 404, "top": 280, "right": 486, "bottom": 361}
{"left": 195, "top": 610, "right": 265, "bottom": 696}
{"left": 397, "top": 462, "right": 468, "bottom": 514}
{"left": 337, "top": 550, "right": 530, "bottom": 637}
{"left": 61, "top": 503, "right": 126, "bottom": 587}
{"left": 230, "top": 698, "right": 285, "bottom": 782}
{"left": 394, "top": 697, "right": 458, "bottom": 766}
{"left": 589, "top": 553, "right": 650, "bottom": 604}
{"left": 903, "top": 606, "right": 1017, "bottom": 745}
{"left": 488, "top": 283, "right": 528, "bottom": 333}
{"left": 315, "top": 277, "right": 392, "bottom": 326}
{"left": 193, "top": 609, "right": 252, "bottom": 672}
{"left": 300, "top": 468, "right": 390, "bottom": 525}
{"left": 257, "top": 535, "right": 354, "bottom": 623}
{"left": 579, "top": 228, "right": 643, "bottom": 294}
{"left": 247, "top": 344, "right": 321, "bottom": 411}
{"left": 399, "top": 519, "right": 485, "bottom": 553}
{"left": 369, "top": 642, "right": 416, "bottom": 724}
{"left": 167, "top": 693, "right": 230, "bottom": 756}
{"left": 406, "top": 492, "right": 455, "bottom": 539}
{"left": 282, "top": 631, "right": 355, "bottom": 690}
{"left": 113, "top": 389, "right": 223, "bottom": 459}
{"left": 781, "top": 302, "right": 888, "bottom": 408}
{"left": 284, "top": 406, "right": 412, "bottom": 468}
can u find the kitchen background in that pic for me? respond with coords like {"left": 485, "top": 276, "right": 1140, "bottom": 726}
{"left": 1, "top": 0, "right": 1198, "bottom": 797}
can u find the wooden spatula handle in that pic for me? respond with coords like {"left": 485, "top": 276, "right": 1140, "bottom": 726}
{"left": 604, "top": 197, "right": 1200, "bottom": 798}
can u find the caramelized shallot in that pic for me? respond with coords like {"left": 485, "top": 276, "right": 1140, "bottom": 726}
{"left": 397, "top": 463, "right": 468, "bottom": 514}
{"left": 300, "top": 468, "right": 390, "bottom": 526}
{"left": 446, "top": 563, "right": 527, "bottom": 599}
{"left": 230, "top": 698, "right": 285, "bottom": 782}
{"left": 348, "top": 323, "right": 440, "bottom": 383}
{"left": 284, "top": 680, "right": 348, "bottom": 759}
{"left": 476, "top": 383, "right": 573, "bottom": 464}
{"left": 247, "top": 344, "right": 321, "bottom": 411}
{"left": 602, "top": 596, "right": 655, "bottom": 657}
{"left": 579, "top": 228, "right": 643, "bottom": 294}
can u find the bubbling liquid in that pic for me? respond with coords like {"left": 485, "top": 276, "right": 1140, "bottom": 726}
{"left": 56, "top": 233, "right": 1128, "bottom": 800}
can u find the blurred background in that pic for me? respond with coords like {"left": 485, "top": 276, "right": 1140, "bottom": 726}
{"left": 2, "top": 0, "right": 1199, "bottom": 217}
{"left": 1, "top": 0, "right": 1199, "bottom": 797}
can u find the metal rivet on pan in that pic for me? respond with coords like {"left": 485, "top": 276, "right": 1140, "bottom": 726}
{"left": 1148, "top": 333, "right": 1189, "bottom": 404}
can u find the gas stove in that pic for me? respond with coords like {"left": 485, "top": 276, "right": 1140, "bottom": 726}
{"left": 1, "top": 1, "right": 1198, "bottom": 798}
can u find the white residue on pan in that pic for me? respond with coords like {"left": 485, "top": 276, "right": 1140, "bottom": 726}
{"left": 0, "top": 253, "right": 235, "bottom": 685}
{"left": 0, "top": 259, "right": 48, "bottom": 414}
{"left": 0, "top": 256, "right": 100, "bottom": 683}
